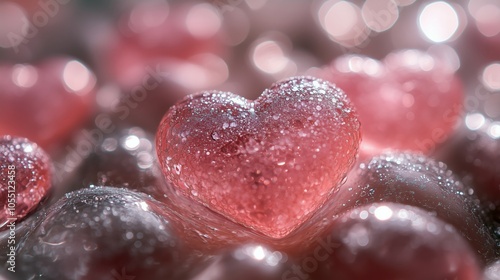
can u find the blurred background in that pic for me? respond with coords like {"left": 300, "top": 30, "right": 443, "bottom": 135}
{"left": 1, "top": 0, "right": 498, "bottom": 94}
{"left": 0, "top": 0, "right": 499, "bottom": 158}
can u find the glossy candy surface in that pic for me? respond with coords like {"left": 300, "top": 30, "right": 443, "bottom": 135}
{"left": 76, "top": 127, "right": 165, "bottom": 198}
{"left": 332, "top": 152, "right": 496, "bottom": 261}
{"left": 0, "top": 136, "right": 51, "bottom": 229}
{"left": 316, "top": 50, "right": 463, "bottom": 157}
{"left": 311, "top": 203, "right": 482, "bottom": 280}
{"left": 17, "top": 187, "right": 184, "bottom": 280}
{"left": 191, "top": 245, "right": 293, "bottom": 280}
{"left": 438, "top": 116, "right": 500, "bottom": 206}
{"left": 157, "top": 76, "right": 360, "bottom": 238}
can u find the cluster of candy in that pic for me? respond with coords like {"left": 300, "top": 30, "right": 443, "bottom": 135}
{"left": 0, "top": 0, "right": 500, "bottom": 279}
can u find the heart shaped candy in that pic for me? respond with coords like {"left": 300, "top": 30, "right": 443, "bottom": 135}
{"left": 156, "top": 76, "right": 360, "bottom": 238}
{"left": 315, "top": 50, "right": 463, "bottom": 157}
{"left": 0, "top": 57, "right": 96, "bottom": 150}
{"left": 0, "top": 136, "right": 51, "bottom": 228}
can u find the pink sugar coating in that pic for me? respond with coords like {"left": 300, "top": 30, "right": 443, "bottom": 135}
{"left": 157, "top": 76, "right": 360, "bottom": 238}
{"left": 0, "top": 136, "right": 51, "bottom": 229}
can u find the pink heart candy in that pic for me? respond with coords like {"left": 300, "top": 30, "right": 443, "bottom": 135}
{"left": 0, "top": 57, "right": 96, "bottom": 150}
{"left": 316, "top": 50, "right": 463, "bottom": 158}
{"left": 0, "top": 136, "right": 51, "bottom": 227}
{"left": 156, "top": 76, "right": 360, "bottom": 238}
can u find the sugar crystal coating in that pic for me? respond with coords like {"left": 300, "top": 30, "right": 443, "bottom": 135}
{"left": 438, "top": 117, "right": 500, "bottom": 206}
{"left": 17, "top": 187, "right": 183, "bottom": 280}
{"left": 0, "top": 136, "right": 51, "bottom": 230}
{"left": 333, "top": 152, "right": 496, "bottom": 261}
{"left": 317, "top": 50, "right": 463, "bottom": 157}
{"left": 156, "top": 76, "right": 360, "bottom": 238}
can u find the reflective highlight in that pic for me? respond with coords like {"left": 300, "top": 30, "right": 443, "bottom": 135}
{"left": 418, "top": 1, "right": 460, "bottom": 43}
